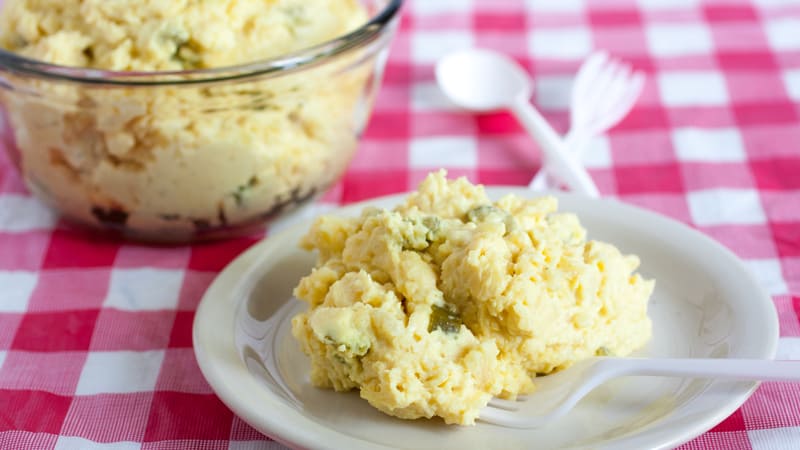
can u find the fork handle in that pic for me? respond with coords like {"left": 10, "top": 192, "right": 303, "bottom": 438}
{"left": 616, "top": 358, "right": 800, "bottom": 382}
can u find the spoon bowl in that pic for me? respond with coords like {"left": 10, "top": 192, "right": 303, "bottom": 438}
{"left": 435, "top": 49, "right": 532, "bottom": 111}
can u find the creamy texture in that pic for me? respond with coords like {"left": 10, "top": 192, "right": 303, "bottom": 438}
{"left": 291, "top": 171, "right": 654, "bottom": 425}
{"left": 0, "top": 0, "right": 372, "bottom": 240}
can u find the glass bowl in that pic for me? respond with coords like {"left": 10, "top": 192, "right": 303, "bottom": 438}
{"left": 0, "top": 0, "right": 402, "bottom": 243}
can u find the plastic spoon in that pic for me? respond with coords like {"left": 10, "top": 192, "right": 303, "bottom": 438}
{"left": 436, "top": 48, "right": 599, "bottom": 197}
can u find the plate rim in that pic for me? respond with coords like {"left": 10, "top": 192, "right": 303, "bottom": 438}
{"left": 193, "top": 188, "right": 779, "bottom": 450}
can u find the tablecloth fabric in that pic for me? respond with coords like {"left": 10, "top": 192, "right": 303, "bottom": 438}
{"left": 1, "top": 0, "right": 799, "bottom": 449}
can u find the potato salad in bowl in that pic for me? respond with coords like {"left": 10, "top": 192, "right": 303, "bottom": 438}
{"left": 0, "top": 0, "right": 402, "bottom": 241}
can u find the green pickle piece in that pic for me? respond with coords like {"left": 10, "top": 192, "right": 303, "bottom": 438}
{"left": 428, "top": 303, "right": 462, "bottom": 334}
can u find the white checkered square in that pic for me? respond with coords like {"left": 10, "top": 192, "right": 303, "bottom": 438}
{"left": 776, "top": 337, "right": 800, "bottom": 360}
{"left": 765, "top": 18, "right": 800, "bottom": 51}
{"left": 749, "top": 427, "right": 800, "bottom": 450}
{"left": 525, "top": 0, "right": 586, "bottom": 12}
{"left": 76, "top": 350, "right": 165, "bottom": 395}
{"left": 782, "top": 69, "right": 800, "bottom": 101}
{"left": 658, "top": 71, "right": 729, "bottom": 107}
{"left": 0, "top": 351, "right": 6, "bottom": 370}
{"left": 410, "top": 0, "right": 473, "bottom": 15}
{"left": 647, "top": 23, "right": 713, "bottom": 57}
{"left": 744, "top": 259, "right": 788, "bottom": 296}
{"left": 54, "top": 436, "right": 140, "bottom": 450}
{"left": 410, "top": 136, "right": 477, "bottom": 168}
{"left": 103, "top": 269, "right": 183, "bottom": 311}
{"left": 581, "top": 135, "right": 612, "bottom": 169}
{"left": 687, "top": 189, "right": 766, "bottom": 226}
{"left": 529, "top": 28, "right": 593, "bottom": 59}
{"left": 412, "top": 81, "right": 458, "bottom": 111}
{"left": 535, "top": 75, "right": 572, "bottom": 110}
{"left": 0, "top": 195, "right": 57, "bottom": 232}
{"left": 637, "top": 0, "right": 699, "bottom": 9}
{"left": 411, "top": 31, "right": 473, "bottom": 64}
{"left": 0, "top": 271, "right": 37, "bottom": 312}
{"left": 672, "top": 127, "right": 746, "bottom": 162}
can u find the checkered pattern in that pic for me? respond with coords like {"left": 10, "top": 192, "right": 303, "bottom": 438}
{"left": 1, "top": 0, "right": 799, "bottom": 448}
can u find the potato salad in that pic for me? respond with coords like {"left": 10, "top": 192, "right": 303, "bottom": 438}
{"left": 291, "top": 171, "right": 654, "bottom": 425}
{"left": 0, "top": 0, "right": 370, "bottom": 239}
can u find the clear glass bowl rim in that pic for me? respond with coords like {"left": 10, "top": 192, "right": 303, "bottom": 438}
{"left": 0, "top": 0, "right": 403, "bottom": 86}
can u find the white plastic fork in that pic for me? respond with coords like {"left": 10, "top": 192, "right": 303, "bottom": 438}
{"left": 528, "top": 51, "right": 645, "bottom": 191}
{"left": 480, "top": 357, "right": 800, "bottom": 429}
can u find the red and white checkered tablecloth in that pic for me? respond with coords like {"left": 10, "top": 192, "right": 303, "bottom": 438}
{"left": 1, "top": 0, "right": 799, "bottom": 448}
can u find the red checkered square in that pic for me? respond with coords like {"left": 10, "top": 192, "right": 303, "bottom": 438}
{"left": 371, "top": 83, "right": 409, "bottom": 114}
{"left": 0, "top": 351, "right": 85, "bottom": 395}
{"left": 154, "top": 349, "right": 213, "bottom": 394}
{"left": 609, "top": 130, "right": 677, "bottom": 166}
{"left": 362, "top": 111, "right": 411, "bottom": 140}
{"left": 478, "top": 135, "right": 538, "bottom": 170}
{"left": 725, "top": 72, "right": 789, "bottom": 103}
{"left": 142, "top": 440, "right": 229, "bottom": 450}
{"left": 473, "top": 12, "right": 526, "bottom": 31}
{"left": 681, "top": 162, "right": 756, "bottom": 191}
{"left": 710, "top": 409, "right": 747, "bottom": 432}
{"left": 11, "top": 310, "right": 99, "bottom": 352}
{"left": 716, "top": 51, "right": 777, "bottom": 71}
{"left": 587, "top": 9, "right": 642, "bottom": 27}
{"left": 61, "top": 393, "right": 153, "bottom": 442}
{"left": 411, "top": 111, "right": 477, "bottom": 137}
{"left": 0, "top": 314, "right": 22, "bottom": 350}
{"left": 474, "top": 32, "right": 532, "bottom": 59}
{"left": 0, "top": 390, "right": 71, "bottom": 433}
{"left": 761, "top": 192, "right": 800, "bottom": 222}
{"left": 619, "top": 193, "right": 693, "bottom": 223}
{"left": 740, "top": 124, "right": 800, "bottom": 159}
{"left": 613, "top": 105, "right": 671, "bottom": 132}
{"left": 229, "top": 417, "right": 268, "bottom": 441}
{"left": 115, "top": 246, "right": 190, "bottom": 270}
{"left": 351, "top": 140, "right": 410, "bottom": 171}
{"left": 667, "top": 106, "right": 736, "bottom": 128}
{"left": 27, "top": 269, "right": 110, "bottom": 312}
{"left": 476, "top": 168, "right": 535, "bottom": 187}
{"left": 340, "top": 169, "right": 409, "bottom": 203}
{"left": 0, "top": 231, "right": 51, "bottom": 271}
{"left": 144, "top": 392, "right": 233, "bottom": 441}
{"left": 175, "top": 270, "right": 217, "bottom": 311}
{"left": 590, "top": 26, "right": 652, "bottom": 58}
{"left": 710, "top": 24, "right": 772, "bottom": 53}
{"left": 751, "top": 159, "right": 800, "bottom": 190}
{"left": 615, "top": 163, "right": 685, "bottom": 194}
{"left": 476, "top": 113, "right": 523, "bottom": 135}
{"left": 774, "top": 295, "right": 800, "bottom": 336}
{"left": 90, "top": 310, "right": 175, "bottom": 351}
{"left": 770, "top": 223, "right": 800, "bottom": 257}
{"left": 187, "top": 238, "right": 259, "bottom": 272}
{"left": 42, "top": 229, "right": 120, "bottom": 269}
{"left": 703, "top": 4, "right": 758, "bottom": 22}
{"left": 167, "top": 311, "right": 194, "bottom": 348}
{"left": 732, "top": 101, "right": 798, "bottom": 126}
{"left": 698, "top": 224, "right": 779, "bottom": 259}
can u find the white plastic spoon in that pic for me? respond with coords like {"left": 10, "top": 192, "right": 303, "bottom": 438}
{"left": 436, "top": 48, "right": 599, "bottom": 197}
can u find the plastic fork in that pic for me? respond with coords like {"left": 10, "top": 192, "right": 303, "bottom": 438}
{"left": 528, "top": 51, "right": 645, "bottom": 191}
{"left": 480, "top": 357, "right": 800, "bottom": 429}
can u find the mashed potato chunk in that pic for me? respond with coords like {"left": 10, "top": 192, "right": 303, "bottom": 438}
{"left": 291, "top": 171, "right": 654, "bottom": 425}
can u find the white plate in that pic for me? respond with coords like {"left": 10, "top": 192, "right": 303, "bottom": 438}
{"left": 193, "top": 188, "right": 778, "bottom": 450}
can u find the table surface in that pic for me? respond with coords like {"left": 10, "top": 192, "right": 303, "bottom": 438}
{"left": 1, "top": 0, "right": 799, "bottom": 449}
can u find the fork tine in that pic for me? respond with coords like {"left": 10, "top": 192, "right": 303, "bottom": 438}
{"left": 487, "top": 397, "right": 521, "bottom": 411}
{"left": 572, "top": 57, "right": 620, "bottom": 127}
{"left": 571, "top": 50, "right": 609, "bottom": 102}
{"left": 591, "top": 70, "right": 645, "bottom": 132}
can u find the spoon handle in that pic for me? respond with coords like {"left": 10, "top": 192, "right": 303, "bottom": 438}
{"left": 510, "top": 97, "right": 599, "bottom": 197}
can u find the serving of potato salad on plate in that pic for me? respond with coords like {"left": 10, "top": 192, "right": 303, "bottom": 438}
{"left": 291, "top": 171, "right": 654, "bottom": 425}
